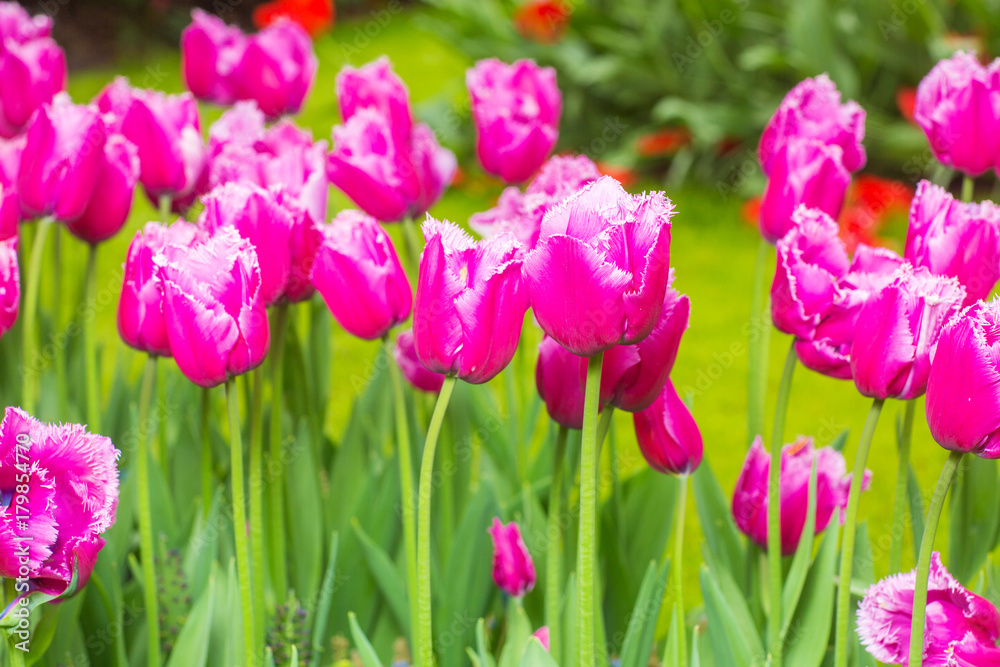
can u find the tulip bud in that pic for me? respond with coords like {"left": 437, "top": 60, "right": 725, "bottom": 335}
{"left": 633, "top": 380, "right": 702, "bottom": 475}
{"left": 523, "top": 176, "right": 673, "bottom": 356}
{"left": 488, "top": 518, "right": 536, "bottom": 597}
{"left": 0, "top": 232, "right": 17, "bottom": 338}
{"left": 536, "top": 335, "right": 587, "bottom": 429}
{"left": 233, "top": 18, "right": 316, "bottom": 119}
{"left": 857, "top": 553, "right": 1000, "bottom": 665}
{"left": 732, "top": 436, "right": 869, "bottom": 555}
{"left": 394, "top": 329, "right": 445, "bottom": 393}
{"left": 311, "top": 210, "right": 412, "bottom": 341}
{"left": 532, "top": 627, "right": 550, "bottom": 652}
{"left": 156, "top": 226, "right": 270, "bottom": 388}
{"left": 413, "top": 218, "right": 528, "bottom": 384}
{"left": 0, "top": 7, "right": 65, "bottom": 138}
{"left": 467, "top": 58, "right": 561, "bottom": 183}
{"left": 181, "top": 9, "right": 245, "bottom": 106}
{"left": 66, "top": 135, "right": 140, "bottom": 244}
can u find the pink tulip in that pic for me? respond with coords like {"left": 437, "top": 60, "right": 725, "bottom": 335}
{"left": 408, "top": 123, "right": 458, "bottom": 219}
{"left": 0, "top": 34, "right": 66, "bottom": 139}
{"left": 0, "top": 3, "right": 52, "bottom": 42}
{"left": 118, "top": 221, "right": 203, "bottom": 358}
{"left": 310, "top": 210, "right": 411, "bottom": 341}
{"left": 758, "top": 138, "right": 850, "bottom": 243}
{"left": 181, "top": 9, "right": 246, "bottom": 106}
{"left": 272, "top": 188, "right": 323, "bottom": 304}
{"left": 522, "top": 176, "right": 673, "bottom": 356}
{"left": 905, "top": 180, "right": 1000, "bottom": 305}
{"left": 759, "top": 74, "right": 866, "bottom": 176}
{"left": 0, "top": 231, "right": 16, "bottom": 337}
{"left": 234, "top": 18, "right": 316, "bottom": 119}
{"left": 850, "top": 265, "right": 965, "bottom": 400}
{"left": 413, "top": 218, "right": 528, "bottom": 384}
{"left": 155, "top": 226, "right": 270, "bottom": 388}
{"left": 17, "top": 94, "right": 106, "bottom": 222}
{"left": 0, "top": 407, "right": 119, "bottom": 596}
{"left": 633, "top": 379, "right": 702, "bottom": 475}
{"left": 65, "top": 135, "right": 140, "bottom": 244}
{"left": 914, "top": 52, "right": 1000, "bottom": 177}
{"left": 857, "top": 552, "right": 1000, "bottom": 665}
{"left": 533, "top": 627, "right": 551, "bottom": 652}
{"left": 394, "top": 329, "right": 445, "bottom": 393}
{"left": 467, "top": 58, "right": 561, "bottom": 183}
{"left": 198, "top": 182, "right": 294, "bottom": 307}
{"left": 95, "top": 78, "right": 206, "bottom": 203}
{"left": 732, "top": 436, "right": 869, "bottom": 555}
{"left": 925, "top": 298, "right": 1000, "bottom": 459}
{"left": 470, "top": 154, "right": 601, "bottom": 249}
{"left": 536, "top": 335, "right": 587, "bottom": 429}
{"left": 488, "top": 518, "right": 536, "bottom": 597}
{"left": 0, "top": 177, "right": 16, "bottom": 239}
{"left": 336, "top": 56, "right": 412, "bottom": 146}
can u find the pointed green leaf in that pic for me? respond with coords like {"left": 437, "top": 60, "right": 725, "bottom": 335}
{"left": 351, "top": 519, "right": 409, "bottom": 636}
{"left": 618, "top": 559, "right": 670, "bottom": 667}
{"left": 349, "top": 612, "right": 385, "bottom": 667}
{"left": 165, "top": 566, "right": 217, "bottom": 667}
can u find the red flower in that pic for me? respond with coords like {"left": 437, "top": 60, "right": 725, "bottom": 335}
{"left": 838, "top": 175, "right": 913, "bottom": 252}
{"left": 740, "top": 196, "right": 761, "bottom": 227}
{"left": 896, "top": 86, "right": 916, "bottom": 124}
{"left": 635, "top": 127, "right": 691, "bottom": 157}
{"left": 595, "top": 161, "right": 637, "bottom": 189}
{"left": 253, "top": 0, "right": 334, "bottom": 37}
{"left": 514, "top": 0, "right": 571, "bottom": 44}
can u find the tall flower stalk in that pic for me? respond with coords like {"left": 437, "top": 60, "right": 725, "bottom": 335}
{"left": 21, "top": 217, "right": 53, "bottom": 414}
{"left": 889, "top": 400, "right": 916, "bottom": 573}
{"left": 577, "top": 352, "right": 603, "bottom": 667}
{"left": 268, "top": 303, "right": 290, "bottom": 600}
{"left": 83, "top": 244, "right": 101, "bottom": 432}
{"left": 136, "top": 356, "right": 160, "bottom": 667}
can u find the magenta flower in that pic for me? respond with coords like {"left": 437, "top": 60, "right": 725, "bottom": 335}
{"left": 533, "top": 627, "right": 550, "bottom": 652}
{"left": 336, "top": 56, "right": 412, "bottom": 146}
{"left": 310, "top": 210, "right": 412, "bottom": 341}
{"left": 925, "top": 298, "right": 1000, "bottom": 459}
{"left": 118, "top": 221, "right": 203, "bottom": 358}
{"left": 759, "top": 74, "right": 866, "bottom": 176}
{"left": 467, "top": 58, "right": 561, "bottom": 183}
{"left": 758, "top": 138, "right": 850, "bottom": 243}
{"left": 488, "top": 518, "right": 536, "bottom": 597}
{"left": 914, "top": 52, "right": 1000, "bottom": 177}
{"left": 413, "top": 218, "right": 528, "bottom": 384}
{"left": 95, "top": 78, "right": 206, "bottom": 203}
{"left": 394, "top": 329, "right": 445, "bottom": 394}
{"left": 905, "top": 180, "right": 1000, "bottom": 305}
{"left": 851, "top": 265, "right": 965, "bottom": 400}
{"left": 536, "top": 335, "right": 587, "bottom": 430}
{"left": 732, "top": 436, "right": 869, "bottom": 555}
{"left": 633, "top": 379, "right": 702, "bottom": 475}
{"left": 857, "top": 552, "right": 1000, "bottom": 665}
{"left": 181, "top": 9, "right": 246, "bottom": 107}
{"left": 522, "top": 176, "right": 673, "bottom": 357}
{"left": 0, "top": 3, "right": 52, "bottom": 42}
{"left": 0, "top": 407, "right": 120, "bottom": 596}
{"left": 470, "top": 154, "right": 601, "bottom": 250}
{"left": 272, "top": 188, "right": 323, "bottom": 304}
{"left": 155, "top": 226, "right": 270, "bottom": 388}
{"left": 198, "top": 182, "right": 294, "bottom": 307}
{"left": 0, "top": 231, "right": 16, "bottom": 337}
{"left": 65, "top": 135, "right": 140, "bottom": 244}
{"left": 0, "top": 4, "right": 65, "bottom": 139}
{"left": 233, "top": 18, "right": 316, "bottom": 119}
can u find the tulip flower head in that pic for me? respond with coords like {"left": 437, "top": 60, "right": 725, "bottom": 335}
{"left": 536, "top": 335, "right": 587, "bottom": 429}
{"left": 336, "top": 57, "right": 412, "bottom": 146}
{"left": 532, "top": 627, "right": 551, "bottom": 652}
{"left": 413, "top": 218, "right": 529, "bottom": 384}
{"left": 311, "top": 210, "right": 412, "bottom": 341}
{"left": 522, "top": 176, "right": 673, "bottom": 356}
{"left": 65, "top": 134, "right": 140, "bottom": 244}
{"left": 0, "top": 407, "right": 120, "bottom": 596}
{"left": 0, "top": 3, "right": 52, "bottom": 42}
{"left": 850, "top": 265, "right": 965, "bottom": 400}
{"left": 181, "top": 9, "right": 246, "bottom": 107}
{"left": 633, "top": 380, "right": 702, "bottom": 475}
{"left": 857, "top": 552, "right": 1000, "bottom": 665}
{"left": 732, "top": 436, "right": 869, "bottom": 555}
{"left": 0, "top": 2, "right": 66, "bottom": 139}
{"left": 394, "top": 329, "right": 445, "bottom": 393}
{"left": 905, "top": 180, "right": 1000, "bottom": 305}
{"left": 488, "top": 518, "right": 536, "bottom": 597}
{"left": 914, "top": 52, "right": 1000, "bottom": 177}
{"left": 0, "top": 229, "right": 16, "bottom": 337}
{"left": 467, "top": 58, "right": 562, "bottom": 184}
{"left": 155, "top": 226, "right": 270, "bottom": 388}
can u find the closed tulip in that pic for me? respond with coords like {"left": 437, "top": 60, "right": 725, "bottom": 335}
{"left": 488, "top": 518, "right": 536, "bottom": 597}
{"left": 337, "top": 56, "right": 412, "bottom": 146}
{"left": 850, "top": 265, "right": 965, "bottom": 400}
{"left": 0, "top": 231, "right": 16, "bottom": 337}
{"left": 759, "top": 138, "right": 850, "bottom": 243}
{"left": 633, "top": 379, "right": 702, "bottom": 475}
{"left": 857, "top": 553, "right": 1000, "bottom": 665}
{"left": 925, "top": 298, "right": 1000, "bottom": 459}
{"left": 181, "top": 9, "right": 246, "bottom": 106}
{"left": 65, "top": 135, "right": 140, "bottom": 244}
{"left": 905, "top": 180, "right": 1000, "bottom": 304}
{"left": 155, "top": 226, "right": 270, "bottom": 388}
{"left": 522, "top": 176, "right": 673, "bottom": 356}
{"left": 0, "top": 34, "right": 66, "bottom": 139}
{"left": 413, "top": 218, "right": 528, "bottom": 384}
{"left": 394, "top": 329, "right": 445, "bottom": 393}
{"left": 536, "top": 335, "right": 587, "bottom": 429}
{"left": 732, "top": 436, "right": 869, "bottom": 555}
{"left": 914, "top": 52, "right": 1000, "bottom": 177}
{"left": 467, "top": 58, "right": 561, "bottom": 183}
{"left": 233, "top": 18, "right": 316, "bottom": 119}
{"left": 759, "top": 74, "right": 866, "bottom": 175}
{"left": 118, "top": 221, "right": 203, "bottom": 357}
{"left": 311, "top": 210, "right": 411, "bottom": 341}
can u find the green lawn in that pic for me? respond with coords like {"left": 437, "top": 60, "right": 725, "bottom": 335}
{"left": 44, "top": 5, "right": 951, "bottom": 617}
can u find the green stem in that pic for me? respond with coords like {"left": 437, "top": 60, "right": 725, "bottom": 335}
{"left": 136, "top": 356, "right": 161, "bottom": 667}
{"left": 3, "top": 579, "right": 25, "bottom": 667}
{"left": 248, "top": 367, "right": 266, "bottom": 653}
{"left": 415, "top": 375, "right": 457, "bottom": 667}
{"left": 52, "top": 227, "right": 67, "bottom": 417}
{"left": 156, "top": 360, "right": 167, "bottom": 469}
{"left": 158, "top": 195, "right": 172, "bottom": 222}
{"left": 889, "top": 400, "right": 916, "bottom": 573}
{"left": 578, "top": 352, "right": 604, "bottom": 667}
{"left": 225, "top": 379, "right": 257, "bottom": 667}
{"left": 766, "top": 342, "right": 796, "bottom": 666}
{"left": 21, "top": 217, "right": 53, "bottom": 415}
{"left": 671, "top": 474, "right": 689, "bottom": 666}
{"left": 597, "top": 406, "right": 614, "bottom": 451}
{"left": 268, "top": 304, "right": 289, "bottom": 602}
{"left": 402, "top": 216, "right": 422, "bottom": 273}
{"left": 200, "top": 387, "right": 213, "bottom": 520}
{"left": 386, "top": 335, "right": 419, "bottom": 651}
{"left": 545, "top": 425, "right": 569, "bottom": 665}
{"left": 748, "top": 237, "right": 772, "bottom": 447}
{"left": 84, "top": 244, "right": 101, "bottom": 432}
{"left": 834, "top": 398, "right": 884, "bottom": 667}
{"left": 907, "top": 450, "right": 964, "bottom": 667}
{"left": 961, "top": 175, "right": 975, "bottom": 203}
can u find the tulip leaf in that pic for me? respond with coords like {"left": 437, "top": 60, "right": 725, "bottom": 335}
{"left": 618, "top": 559, "right": 670, "bottom": 667}
{"left": 23, "top": 605, "right": 58, "bottom": 667}
{"left": 165, "top": 566, "right": 216, "bottom": 667}
{"left": 498, "top": 601, "right": 533, "bottom": 667}
{"left": 783, "top": 523, "right": 839, "bottom": 667}
{"left": 692, "top": 459, "right": 747, "bottom": 592}
{"left": 208, "top": 559, "right": 235, "bottom": 667}
{"left": 699, "top": 565, "right": 750, "bottom": 666}
{"left": 562, "top": 573, "right": 578, "bottom": 667}
{"left": 349, "top": 612, "right": 385, "bottom": 667}
{"left": 286, "top": 420, "right": 324, "bottom": 603}
{"left": 472, "top": 617, "right": 496, "bottom": 667}
{"left": 781, "top": 454, "right": 818, "bottom": 631}
{"left": 351, "top": 519, "right": 409, "bottom": 637}
{"left": 829, "top": 428, "right": 850, "bottom": 453}
{"left": 264, "top": 648, "right": 276, "bottom": 667}
{"left": 701, "top": 545, "right": 765, "bottom": 664}
{"left": 517, "top": 638, "right": 558, "bottom": 667}
{"left": 182, "top": 489, "right": 223, "bottom": 594}
{"left": 289, "top": 645, "right": 299, "bottom": 667}
{"left": 310, "top": 532, "right": 340, "bottom": 661}
{"left": 948, "top": 455, "right": 999, "bottom": 583}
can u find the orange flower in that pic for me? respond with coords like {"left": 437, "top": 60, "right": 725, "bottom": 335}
{"left": 837, "top": 175, "right": 913, "bottom": 252}
{"left": 896, "top": 86, "right": 916, "bottom": 124}
{"left": 253, "top": 0, "right": 334, "bottom": 37}
{"left": 635, "top": 127, "right": 691, "bottom": 158}
{"left": 740, "top": 196, "right": 761, "bottom": 228}
{"left": 595, "top": 161, "right": 637, "bottom": 189}
{"left": 514, "top": 0, "right": 571, "bottom": 44}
